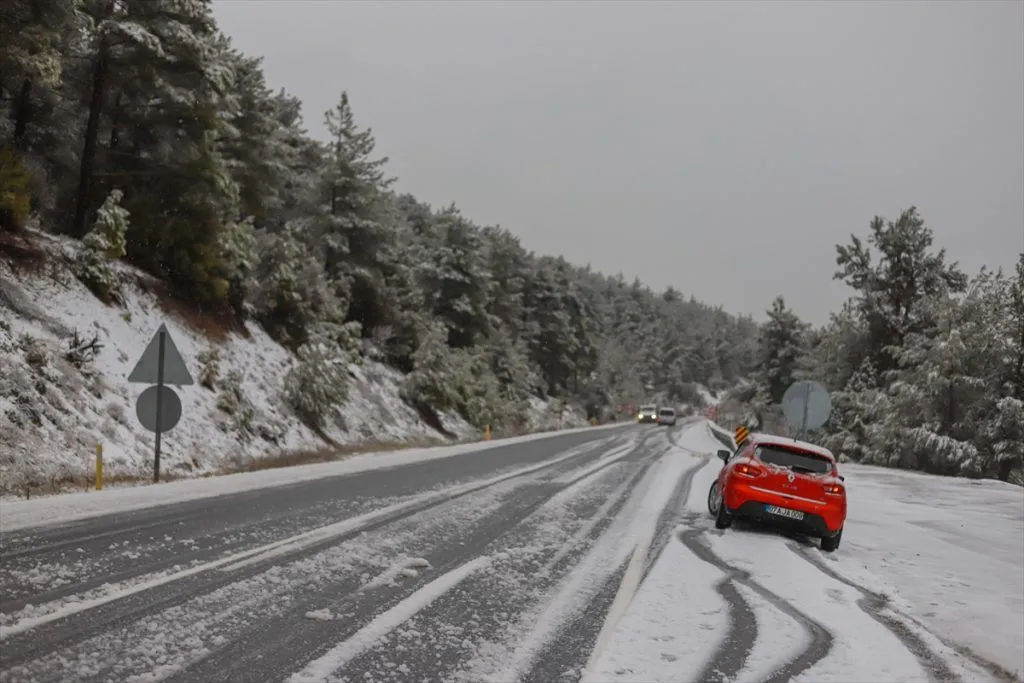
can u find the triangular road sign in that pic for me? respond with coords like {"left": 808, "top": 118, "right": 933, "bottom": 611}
{"left": 128, "top": 323, "right": 194, "bottom": 385}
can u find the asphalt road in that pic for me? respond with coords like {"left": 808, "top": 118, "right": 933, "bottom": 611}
{"left": 0, "top": 423, "right": 701, "bottom": 683}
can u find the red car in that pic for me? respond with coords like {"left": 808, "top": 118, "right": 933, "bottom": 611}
{"left": 707, "top": 433, "right": 846, "bottom": 552}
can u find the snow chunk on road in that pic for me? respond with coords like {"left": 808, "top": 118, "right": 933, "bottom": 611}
{"left": 581, "top": 537, "right": 729, "bottom": 682}
{"left": 305, "top": 609, "right": 335, "bottom": 621}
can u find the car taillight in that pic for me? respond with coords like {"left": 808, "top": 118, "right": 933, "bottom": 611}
{"left": 734, "top": 463, "right": 763, "bottom": 478}
{"left": 823, "top": 484, "right": 845, "bottom": 496}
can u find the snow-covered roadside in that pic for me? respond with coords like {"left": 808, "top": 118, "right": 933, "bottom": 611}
{"left": 601, "top": 421, "right": 1023, "bottom": 680}
{"left": 0, "top": 422, "right": 628, "bottom": 533}
{"left": 0, "top": 230, "right": 591, "bottom": 499}
{"left": 836, "top": 463, "right": 1024, "bottom": 678}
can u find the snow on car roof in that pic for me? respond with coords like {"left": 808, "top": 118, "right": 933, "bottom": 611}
{"left": 749, "top": 433, "right": 836, "bottom": 461}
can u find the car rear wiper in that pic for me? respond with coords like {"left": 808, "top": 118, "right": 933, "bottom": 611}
{"left": 789, "top": 465, "right": 818, "bottom": 475}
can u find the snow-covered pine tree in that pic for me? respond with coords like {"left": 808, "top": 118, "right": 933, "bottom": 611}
{"left": 754, "top": 295, "right": 810, "bottom": 403}
{"left": 77, "top": 188, "right": 129, "bottom": 302}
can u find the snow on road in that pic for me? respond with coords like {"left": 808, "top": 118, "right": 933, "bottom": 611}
{"left": 581, "top": 537, "right": 729, "bottom": 682}
{"left": 288, "top": 555, "right": 493, "bottom": 682}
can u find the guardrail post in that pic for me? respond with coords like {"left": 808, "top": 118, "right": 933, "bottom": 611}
{"left": 485, "top": 424, "right": 491, "bottom": 441}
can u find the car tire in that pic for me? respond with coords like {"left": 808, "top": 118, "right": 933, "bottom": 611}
{"left": 714, "top": 495, "right": 733, "bottom": 530}
{"left": 707, "top": 481, "right": 721, "bottom": 515}
{"left": 820, "top": 528, "right": 843, "bottom": 552}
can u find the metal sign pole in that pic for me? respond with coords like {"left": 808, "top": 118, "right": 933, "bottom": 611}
{"left": 799, "top": 381, "right": 810, "bottom": 440}
{"left": 153, "top": 330, "right": 166, "bottom": 482}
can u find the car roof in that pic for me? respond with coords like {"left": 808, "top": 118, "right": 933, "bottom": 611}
{"left": 749, "top": 433, "right": 836, "bottom": 461}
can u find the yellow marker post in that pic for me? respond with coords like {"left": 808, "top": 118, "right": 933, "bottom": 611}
{"left": 485, "top": 424, "right": 491, "bottom": 441}
{"left": 734, "top": 425, "right": 750, "bottom": 448}
{"left": 95, "top": 443, "right": 103, "bottom": 491}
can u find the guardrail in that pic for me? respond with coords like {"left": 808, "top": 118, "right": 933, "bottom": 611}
{"left": 706, "top": 421, "right": 737, "bottom": 451}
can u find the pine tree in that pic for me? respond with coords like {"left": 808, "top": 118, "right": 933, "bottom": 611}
{"left": 834, "top": 207, "right": 968, "bottom": 379}
{"left": 755, "top": 295, "right": 809, "bottom": 403}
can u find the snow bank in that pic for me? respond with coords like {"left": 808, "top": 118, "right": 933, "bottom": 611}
{"left": 0, "top": 230, "right": 589, "bottom": 499}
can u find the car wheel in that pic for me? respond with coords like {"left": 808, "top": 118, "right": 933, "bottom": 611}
{"left": 821, "top": 527, "right": 843, "bottom": 552}
{"left": 707, "top": 481, "right": 721, "bottom": 515}
{"left": 714, "top": 495, "right": 733, "bottom": 530}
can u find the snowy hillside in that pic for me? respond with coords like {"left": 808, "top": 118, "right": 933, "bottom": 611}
{"left": 0, "top": 230, "right": 587, "bottom": 497}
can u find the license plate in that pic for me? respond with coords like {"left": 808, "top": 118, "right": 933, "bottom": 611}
{"left": 764, "top": 504, "right": 804, "bottom": 521}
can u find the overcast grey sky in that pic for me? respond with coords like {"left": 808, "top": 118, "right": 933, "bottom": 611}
{"left": 213, "top": 0, "right": 1023, "bottom": 324}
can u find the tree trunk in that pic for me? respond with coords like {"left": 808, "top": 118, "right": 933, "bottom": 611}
{"left": 108, "top": 92, "right": 122, "bottom": 150}
{"left": 12, "top": 78, "right": 32, "bottom": 149}
{"left": 996, "top": 458, "right": 1014, "bottom": 483}
{"left": 72, "top": 49, "right": 109, "bottom": 238}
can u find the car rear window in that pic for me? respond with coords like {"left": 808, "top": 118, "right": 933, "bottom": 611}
{"left": 659, "top": 409, "right": 674, "bottom": 416}
{"left": 755, "top": 445, "right": 832, "bottom": 474}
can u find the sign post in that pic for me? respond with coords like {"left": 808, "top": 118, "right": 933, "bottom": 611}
{"left": 128, "top": 324, "right": 193, "bottom": 482}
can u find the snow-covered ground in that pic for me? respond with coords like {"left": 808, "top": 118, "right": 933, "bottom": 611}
{"left": 587, "top": 423, "right": 1024, "bottom": 682}
{"left": 0, "top": 230, "right": 588, "bottom": 497}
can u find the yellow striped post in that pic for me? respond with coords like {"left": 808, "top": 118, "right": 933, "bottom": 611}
{"left": 734, "top": 425, "right": 750, "bottom": 448}
{"left": 95, "top": 443, "right": 104, "bottom": 491}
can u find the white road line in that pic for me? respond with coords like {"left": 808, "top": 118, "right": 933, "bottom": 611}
{"left": 287, "top": 556, "right": 491, "bottom": 682}
{"left": 579, "top": 451, "right": 701, "bottom": 682}
{"left": 578, "top": 522, "right": 656, "bottom": 682}
{"left": 494, "top": 451, "right": 686, "bottom": 681}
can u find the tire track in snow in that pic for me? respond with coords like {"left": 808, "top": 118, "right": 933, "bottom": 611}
{"left": 573, "top": 447, "right": 706, "bottom": 682}
{"left": 334, "top": 464, "right": 651, "bottom": 683}
{"left": 643, "top": 438, "right": 706, "bottom": 581}
{"left": 788, "top": 544, "right": 1017, "bottom": 683}
{"left": 676, "top": 521, "right": 834, "bottom": 683}
{"left": 530, "top": 460, "right": 695, "bottom": 681}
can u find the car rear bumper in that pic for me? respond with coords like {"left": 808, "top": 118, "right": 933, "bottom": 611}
{"left": 724, "top": 481, "right": 844, "bottom": 536}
